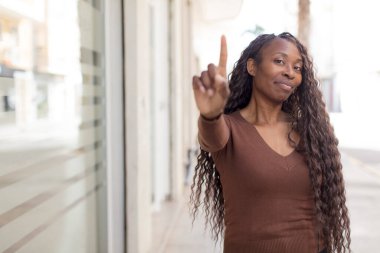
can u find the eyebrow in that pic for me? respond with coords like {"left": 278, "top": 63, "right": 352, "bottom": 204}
{"left": 273, "top": 52, "right": 303, "bottom": 63}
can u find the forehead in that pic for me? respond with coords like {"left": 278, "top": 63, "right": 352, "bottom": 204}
{"left": 261, "top": 38, "right": 301, "bottom": 59}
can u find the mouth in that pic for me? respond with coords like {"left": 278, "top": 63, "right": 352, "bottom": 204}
{"left": 275, "top": 81, "right": 293, "bottom": 91}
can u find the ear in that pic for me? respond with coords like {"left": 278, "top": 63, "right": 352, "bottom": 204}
{"left": 246, "top": 58, "right": 256, "bottom": 77}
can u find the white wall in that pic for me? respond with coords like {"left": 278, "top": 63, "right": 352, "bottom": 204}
{"left": 124, "top": 0, "right": 197, "bottom": 251}
{"left": 124, "top": 0, "right": 152, "bottom": 252}
{"left": 150, "top": 0, "right": 171, "bottom": 212}
{"left": 105, "top": 0, "right": 125, "bottom": 252}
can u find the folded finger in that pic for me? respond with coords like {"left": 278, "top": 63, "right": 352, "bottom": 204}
{"left": 192, "top": 76, "right": 205, "bottom": 93}
{"left": 214, "top": 74, "right": 230, "bottom": 98}
{"left": 207, "top": 64, "right": 217, "bottom": 81}
{"left": 200, "top": 70, "right": 212, "bottom": 88}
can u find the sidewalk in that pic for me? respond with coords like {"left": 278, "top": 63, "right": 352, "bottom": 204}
{"left": 342, "top": 153, "right": 380, "bottom": 252}
{"left": 152, "top": 152, "right": 380, "bottom": 253}
{"left": 150, "top": 187, "right": 222, "bottom": 253}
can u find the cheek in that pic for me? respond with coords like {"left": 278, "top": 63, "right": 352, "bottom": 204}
{"left": 296, "top": 75, "right": 302, "bottom": 86}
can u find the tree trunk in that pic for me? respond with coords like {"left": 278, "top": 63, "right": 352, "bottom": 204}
{"left": 298, "top": 0, "right": 310, "bottom": 48}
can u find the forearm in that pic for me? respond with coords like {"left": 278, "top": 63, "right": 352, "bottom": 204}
{"left": 198, "top": 114, "right": 230, "bottom": 152}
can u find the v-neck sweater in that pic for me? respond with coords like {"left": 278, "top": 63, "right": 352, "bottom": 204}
{"left": 198, "top": 111, "right": 322, "bottom": 253}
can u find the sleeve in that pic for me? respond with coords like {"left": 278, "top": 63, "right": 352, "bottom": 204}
{"left": 197, "top": 114, "right": 230, "bottom": 153}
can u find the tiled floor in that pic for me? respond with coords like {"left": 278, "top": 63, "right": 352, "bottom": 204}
{"left": 151, "top": 189, "right": 223, "bottom": 253}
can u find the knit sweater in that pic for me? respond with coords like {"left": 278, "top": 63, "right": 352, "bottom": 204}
{"left": 198, "top": 111, "right": 323, "bottom": 253}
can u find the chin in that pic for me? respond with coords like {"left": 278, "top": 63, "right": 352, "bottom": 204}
{"left": 276, "top": 95, "right": 290, "bottom": 103}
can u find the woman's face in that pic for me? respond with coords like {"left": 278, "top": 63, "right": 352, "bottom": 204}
{"left": 247, "top": 38, "right": 303, "bottom": 103}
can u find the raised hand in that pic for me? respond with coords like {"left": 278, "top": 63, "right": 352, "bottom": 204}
{"left": 192, "top": 35, "right": 230, "bottom": 119}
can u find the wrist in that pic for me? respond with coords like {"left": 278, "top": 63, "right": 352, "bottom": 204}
{"left": 200, "top": 112, "right": 222, "bottom": 121}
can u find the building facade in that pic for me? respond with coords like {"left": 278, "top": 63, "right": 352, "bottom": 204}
{"left": 0, "top": 0, "right": 198, "bottom": 252}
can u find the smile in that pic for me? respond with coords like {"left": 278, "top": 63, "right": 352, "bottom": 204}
{"left": 275, "top": 82, "right": 293, "bottom": 91}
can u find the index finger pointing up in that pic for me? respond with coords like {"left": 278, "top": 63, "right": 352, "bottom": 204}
{"left": 218, "top": 35, "right": 228, "bottom": 78}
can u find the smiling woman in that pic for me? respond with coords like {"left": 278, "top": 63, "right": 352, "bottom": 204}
{"left": 246, "top": 38, "right": 303, "bottom": 103}
{"left": 190, "top": 33, "right": 351, "bottom": 253}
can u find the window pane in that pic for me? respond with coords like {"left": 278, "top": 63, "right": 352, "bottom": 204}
{"left": 0, "top": 0, "right": 107, "bottom": 252}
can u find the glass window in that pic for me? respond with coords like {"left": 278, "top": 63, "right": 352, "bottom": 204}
{"left": 0, "top": 0, "right": 107, "bottom": 252}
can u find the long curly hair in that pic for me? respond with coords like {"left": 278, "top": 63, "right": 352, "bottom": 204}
{"left": 190, "top": 32, "right": 351, "bottom": 252}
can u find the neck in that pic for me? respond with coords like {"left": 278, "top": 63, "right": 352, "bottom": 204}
{"left": 242, "top": 91, "right": 288, "bottom": 126}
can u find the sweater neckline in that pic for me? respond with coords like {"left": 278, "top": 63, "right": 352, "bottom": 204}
{"left": 232, "top": 110, "right": 298, "bottom": 159}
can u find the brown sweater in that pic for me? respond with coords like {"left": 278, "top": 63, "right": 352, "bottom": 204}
{"left": 198, "top": 111, "right": 322, "bottom": 253}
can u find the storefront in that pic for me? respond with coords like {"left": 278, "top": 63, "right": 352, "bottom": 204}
{"left": 0, "top": 0, "right": 196, "bottom": 252}
{"left": 0, "top": 0, "right": 124, "bottom": 252}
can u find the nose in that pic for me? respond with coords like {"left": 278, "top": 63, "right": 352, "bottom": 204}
{"left": 282, "top": 64, "right": 295, "bottom": 79}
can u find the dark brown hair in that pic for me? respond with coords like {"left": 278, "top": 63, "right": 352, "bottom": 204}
{"left": 190, "top": 32, "right": 351, "bottom": 252}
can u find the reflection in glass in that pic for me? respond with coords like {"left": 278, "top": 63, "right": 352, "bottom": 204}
{"left": 0, "top": 0, "right": 107, "bottom": 252}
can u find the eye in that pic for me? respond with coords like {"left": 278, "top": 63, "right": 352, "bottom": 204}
{"left": 294, "top": 65, "right": 302, "bottom": 72}
{"left": 274, "top": 59, "right": 285, "bottom": 65}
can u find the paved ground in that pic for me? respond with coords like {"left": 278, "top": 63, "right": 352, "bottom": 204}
{"left": 151, "top": 189, "right": 223, "bottom": 253}
{"left": 342, "top": 151, "right": 380, "bottom": 252}
{"left": 153, "top": 150, "right": 380, "bottom": 253}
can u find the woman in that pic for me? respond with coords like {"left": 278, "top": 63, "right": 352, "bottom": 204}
{"left": 190, "top": 33, "right": 351, "bottom": 253}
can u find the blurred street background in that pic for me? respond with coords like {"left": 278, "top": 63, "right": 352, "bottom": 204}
{"left": 0, "top": 0, "right": 379, "bottom": 252}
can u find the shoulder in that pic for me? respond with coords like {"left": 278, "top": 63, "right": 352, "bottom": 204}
{"left": 224, "top": 110, "right": 246, "bottom": 127}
